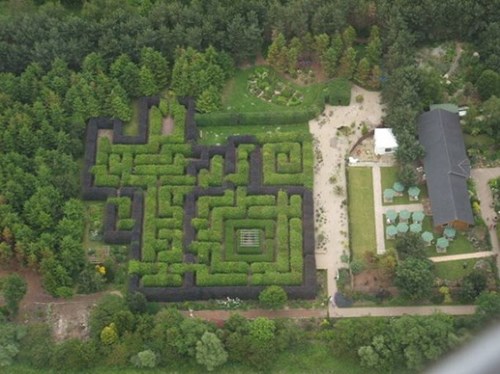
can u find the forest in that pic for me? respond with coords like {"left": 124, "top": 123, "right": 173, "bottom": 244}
{"left": 0, "top": 0, "right": 499, "bottom": 372}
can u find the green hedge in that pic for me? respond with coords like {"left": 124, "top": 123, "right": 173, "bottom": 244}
{"left": 196, "top": 268, "right": 248, "bottom": 286}
{"left": 142, "top": 273, "right": 183, "bottom": 287}
{"left": 195, "top": 107, "right": 320, "bottom": 127}
{"left": 324, "top": 78, "right": 351, "bottom": 106}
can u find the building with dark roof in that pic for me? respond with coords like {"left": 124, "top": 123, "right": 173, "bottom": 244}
{"left": 417, "top": 109, "right": 474, "bottom": 231}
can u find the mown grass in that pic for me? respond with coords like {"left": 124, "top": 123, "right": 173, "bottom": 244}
{"left": 348, "top": 167, "right": 376, "bottom": 259}
{"left": 221, "top": 67, "right": 327, "bottom": 113}
{"left": 198, "top": 123, "right": 310, "bottom": 145}
{"left": 434, "top": 258, "right": 478, "bottom": 281}
{"left": 380, "top": 166, "right": 428, "bottom": 205}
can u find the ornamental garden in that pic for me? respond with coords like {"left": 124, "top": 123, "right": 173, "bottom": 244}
{"left": 83, "top": 92, "right": 317, "bottom": 301}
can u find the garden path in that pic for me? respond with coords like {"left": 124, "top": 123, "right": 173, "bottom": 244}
{"left": 309, "top": 85, "right": 384, "bottom": 317}
{"left": 470, "top": 167, "right": 500, "bottom": 271}
{"left": 429, "top": 251, "right": 494, "bottom": 263}
{"left": 183, "top": 304, "right": 475, "bottom": 322}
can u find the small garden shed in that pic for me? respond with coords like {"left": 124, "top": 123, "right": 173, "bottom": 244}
{"left": 374, "top": 128, "right": 398, "bottom": 155}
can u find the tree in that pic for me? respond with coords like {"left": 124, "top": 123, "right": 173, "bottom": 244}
{"left": 476, "top": 69, "right": 500, "bottom": 101}
{"left": 395, "top": 258, "right": 434, "bottom": 300}
{"left": 342, "top": 25, "right": 356, "bottom": 48}
{"left": 259, "top": 285, "right": 288, "bottom": 309}
{"left": 337, "top": 47, "right": 357, "bottom": 79}
{"left": 395, "top": 233, "right": 426, "bottom": 260}
{"left": 247, "top": 317, "right": 277, "bottom": 369}
{"left": 17, "top": 323, "right": 54, "bottom": 368}
{"left": 267, "top": 32, "right": 288, "bottom": 73}
{"left": 313, "top": 33, "right": 329, "bottom": 66}
{"left": 355, "top": 57, "right": 371, "bottom": 85}
{"left": 138, "top": 66, "right": 158, "bottom": 96}
{"left": 475, "top": 291, "right": 500, "bottom": 324}
{"left": 140, "top": 47, "right": 169, "bottom": 90}
{"left": 0, "top": 321, "right": 25, "bottom": 368}
{"left": 389, "top": 314, "right": 455, "bottom": 370}
{"left": 131, "top": 349, "right": 157, "bottom": 368}
{"left": 196, "top": 331, "right": 228, "bottom": 371}
{"left": 366, "top": 26, "right": 382, "bottom": 66}
{"left": 89, "top": 294, "right": 128, "bottom": 339}
{"left": 126, "top": 291, "right": 147, "bottom": 314}
{"left": 50, "top": 339, "right": 96, "bottom": 371}
{"left": 398, "top": 163, "right": 418, "bottom": 187}
{"left": 460, "top": 270, "right": 488, "bottom": 302}
{"left": 196, "top": 86, "right": 222, "bottom": 113}
{"left": 323, "top": 46, "right": 340, "bottom": 78}
{"left": 2, "top": 273, "right": 27, "bottom": 317}
{"left": 100, "top": 323, "right": 119, "bottom": 345}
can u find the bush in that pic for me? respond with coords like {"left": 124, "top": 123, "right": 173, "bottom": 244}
{"left": 259, "top": 285, "right": 288, "bottom": 309}
{"left": 131, "top": 349, "right": 157, "bottom": 368}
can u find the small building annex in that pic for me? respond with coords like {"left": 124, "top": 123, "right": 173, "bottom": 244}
{"left": 374, "top": 128, "right": 398, "bottom": 155}
{"left": 417, "top": 108, "right": 474, "bottom": 231}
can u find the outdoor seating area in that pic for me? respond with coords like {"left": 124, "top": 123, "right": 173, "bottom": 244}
{"left": 385, "top": 209, "right": 426, "bottom": 240}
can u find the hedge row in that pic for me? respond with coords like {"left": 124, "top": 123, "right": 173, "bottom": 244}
{"left": 195, "top": 107, "right": 320, "bottom": 127}
{"left": 196, "top": 268, "right": 248, "bottom": 286}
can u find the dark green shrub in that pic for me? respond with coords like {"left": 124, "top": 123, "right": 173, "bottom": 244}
{"left": 259, "top": 285, "right": 288, "bottom": 309}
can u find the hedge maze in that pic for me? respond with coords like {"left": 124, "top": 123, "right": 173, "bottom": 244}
{"left": 83, "top": 96, "right": 316, "bottom": 301}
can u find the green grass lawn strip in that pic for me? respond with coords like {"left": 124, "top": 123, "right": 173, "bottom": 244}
{"left": 348, "top": 167, "right": 376, "bottom": 259}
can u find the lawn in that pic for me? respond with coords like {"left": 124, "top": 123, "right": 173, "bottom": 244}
{"left": 221, "top": 67, "right": 328, "bottom": 113}
{"left": 347, "top": 167, "right": 376, "bottom": 259}
{"left": 198, "top": 123, "right": 309, "bottom": 145}
{"left": 83, "top": 201, "right": 109, "bottom": 260}
{"left": 434, "top": 258, "right": 478, "bottom": 281}
{"left": 380, "top": 166, "right": 428, "bottom": 205}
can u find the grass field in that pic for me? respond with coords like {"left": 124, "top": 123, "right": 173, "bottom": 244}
{"left": 221, "top": 67, "right": 327, "bottom": 113}
{"left": 9, "top": 342, "right": 366, "bottom": 374}
{"left": 434, "top": 258, "right": 478, "bottom": 281}
{"left": 348, "top": 167, "right": 376, "bottom": 259}
{"left": 380, "top": 166, "right": 428, "bottom": 205}
{"left": 198, "top": 123, "right": 310, "bottom": 145}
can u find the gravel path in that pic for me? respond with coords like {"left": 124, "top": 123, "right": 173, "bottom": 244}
{"left": 309, "top": 85, "right": 384, "bottom": 316}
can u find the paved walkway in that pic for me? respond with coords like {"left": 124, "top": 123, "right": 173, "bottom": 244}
{"left": 470, "top": 168, "right": 500, "bottom": 257}
{"left": 429, "top": 251, "right": 495, "bottom": 263}
{"left": 331, "top": 305, "right": 475, "bottom": 317}
{"left": 182, "top": 304, "right": 475, "bottom": 322}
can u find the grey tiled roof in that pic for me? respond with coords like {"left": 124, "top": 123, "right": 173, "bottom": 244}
{"left": 417, "top": 109, "right": 474, "bottom": 226}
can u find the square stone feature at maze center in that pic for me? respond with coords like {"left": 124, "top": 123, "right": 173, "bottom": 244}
{"left": 238, "top": 229, "right": 262, "bottom": 253}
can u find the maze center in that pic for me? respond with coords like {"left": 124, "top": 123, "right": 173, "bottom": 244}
{"left": 82, "top": 96, "right": 316, "bottom": 300}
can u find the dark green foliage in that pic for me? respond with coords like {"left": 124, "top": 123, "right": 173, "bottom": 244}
{"left": 1, "top": 273, "right": 27, "bottom": 317}
{"left": 76, "top": 265, "right": 104, "bottom": 294}
{"left": 259, "top": 285, "right": 288, "bottom": 309}
{"left": 395, "top": 258, "right": 435, "bottom": 301}
{"left": 50, "top": 339, "right": 96, "bottom": 371}
{"left": 395, "top": 233, "right": 426, "bottom": 260}
{"left": 476, "top": 69, "right": 500, "bottom": 101}
{"left": 17, "top": 323, "right": 54, "bottom": 369}
{"left": 460, "top": 270, "right": 488, "bottom": 303}
{"left": 89, "top": 294, "right": 129, "bottom": 339}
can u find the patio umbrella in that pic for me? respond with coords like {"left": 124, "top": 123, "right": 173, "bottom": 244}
{"left": 399, "top": 209, "right": 411, "bottom": 221}
{"left": 408, "top": 186, "right": 421, "bottom": 198}
{"left": 386, "top": 209, "right": 398, "bottom": 223}
{"left": 397, "top": 222, "right": 409, "bottom": 234}
{"left": 393, "top": 181, "right": 405, "bottom": 193}
{"left": 412, "top": 211, "right": 425, "bottom": 223}
{"left": 436, "top": 237, "right": 449, "bottom": 249}
{"left": 384, "top": 188, "right": 395, "bottom": 199}
{"left": 410, "top": 223, "right": 422, "bottom": 233}
{"left": 386, "top": 225, "right": 398, "bottom": 238}
{"left": 421, "top": 231, "right": 434, "bottom": 243}
{"left": 443, "top": 227, "right": 456, "bottom": 239}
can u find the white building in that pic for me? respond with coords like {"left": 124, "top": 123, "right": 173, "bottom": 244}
{"left": 374, "top": 128, "right": 398, "bottom": 155}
